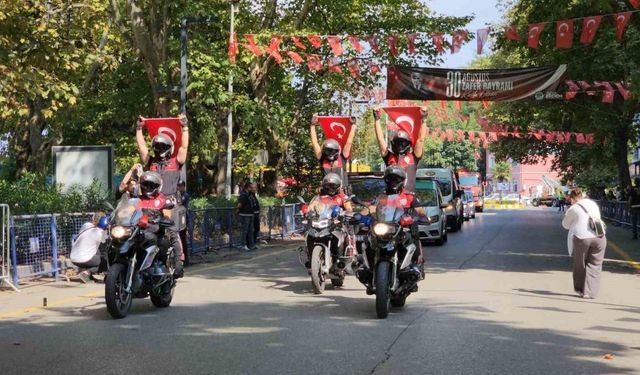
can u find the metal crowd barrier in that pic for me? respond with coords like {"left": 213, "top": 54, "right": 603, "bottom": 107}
{"left": 597, "top": 200, "right": 634, "bottom": 228}
{"left": 4, "top": 204, "right": 302, "bottom": 287}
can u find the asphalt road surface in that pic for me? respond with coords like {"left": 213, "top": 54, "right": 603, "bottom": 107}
{"left": 1, "top": 208, "right": 640, "bottom": 375}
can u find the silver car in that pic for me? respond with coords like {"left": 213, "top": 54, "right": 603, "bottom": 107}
{"left": 415, "top": 179, "right": 448, "bottom": 246}
{"left": 463, "top": 191, "right": 476, "bottom": 220}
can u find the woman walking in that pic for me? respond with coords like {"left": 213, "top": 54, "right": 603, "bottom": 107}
{"left": 562, "top": 188, "right": 607, "bottom": 299}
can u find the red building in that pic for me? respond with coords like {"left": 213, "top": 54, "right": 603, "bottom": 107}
{"left": 486, "top": 152, "right": 561, "bottom": 197}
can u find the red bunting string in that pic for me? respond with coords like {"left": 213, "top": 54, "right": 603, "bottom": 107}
{"left": 290, "top": 36, "right": 307, "bottom": 50}
{"left": 326, "top": 36, "right": 344, "bottom": 56}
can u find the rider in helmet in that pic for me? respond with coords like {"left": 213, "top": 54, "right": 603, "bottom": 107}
{"left": 135, "top": 171, "right": 174, "bottom": 267}
{"left": 310, "top": 114, "right": 357, "bottom": 193}
{"left": 136, "top": 115, "right": 189, "bottom": 278}
{"left": 308, "top": 173, "right": 354, "bottom": 213}
{"left": 373, "top": 105, "right": 428, "bottom": 194}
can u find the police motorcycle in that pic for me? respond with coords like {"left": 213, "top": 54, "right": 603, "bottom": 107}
{"left": 104, "top": 197, "right": 177, "bottom": 319}
{"left": 354, "top": 168, "right": 424, "bottom": 319}
{"left": 297, "top": 195, "right": 359, "bottom": 294}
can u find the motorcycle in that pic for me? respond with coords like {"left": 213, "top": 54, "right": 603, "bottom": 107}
{"left": 298, "top": 196, "right": 358, "bottom": 294}
{"left": 104, "top": 198, "right": 177, "bottom": 319}
{"left": 355, "top": 195, "right": 422, "bottom": 319}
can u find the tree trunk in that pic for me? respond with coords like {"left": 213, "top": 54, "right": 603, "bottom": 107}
{"left": 14, "top": 99, "right": 46, "bottom": 179}
{"left": 614, "top": 124, "right": 632, "bottom": 189}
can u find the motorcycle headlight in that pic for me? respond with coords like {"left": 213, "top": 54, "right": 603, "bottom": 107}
{"left": 312, "top": 219, "right": 329, "bottom": 229}
{"left": 111, "top": 226, "right": 131, "bottom": 240}
{"left": 373, "top": 223, "right": 395, "bottom": 240}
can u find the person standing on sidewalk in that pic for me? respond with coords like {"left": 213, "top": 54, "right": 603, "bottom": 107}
{"left": 238, "top": 182, "right": 258, "bottom": 251}
{"left": 630, "top": 178, "right": 640, "bottom": 240}
{"left": 562, "top": 188, "right": 607, "bottom": 299}
{"left": 253, "top": 186, "right": 262, "bottom": 247}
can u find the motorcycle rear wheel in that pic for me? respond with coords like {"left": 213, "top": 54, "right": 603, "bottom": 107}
{"left": 375, "top": 261, "right": 392, "bottom": 319}
{"left": 310, "top": 246, "right": 326, "bottom": 294}
{"left": 105, "top": 263, "right": 132, "bottom": 319}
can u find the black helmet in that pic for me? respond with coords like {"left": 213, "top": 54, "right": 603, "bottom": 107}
{"left": 152, "top": 134, "right": 174, "bottom": 160}
{"left": 321, "top": 139, "right": 341, "bottom": 162}
{"left": 139, "top": 171, "right": 163, "bottom": 198}
{"left": 384, "top": 166, "right": 406, "bottom": 195}
{"left": 390, "top": 130, "right": 412, "bottom": 155}
{"left": 321, "top": 173, "right": 342, "bottom": 196}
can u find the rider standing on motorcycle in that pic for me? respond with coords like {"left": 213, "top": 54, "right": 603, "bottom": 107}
{"left": 310, "top": 114, "right": 357, "bottom": 193}
{"left": 135, "top": 115, "right": 189, "bottom": 278}
{"left": 308, "top": 173, "right": 354, "bottom": 214}
{"left": 373, "top": 106, "right": 428, "bottom": 194}
{"left": 368, "top": 166, "right": 426, "bottom": 274}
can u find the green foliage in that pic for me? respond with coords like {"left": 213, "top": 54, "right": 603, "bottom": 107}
{"left": 491, "top": 161, "right": 512, "bottom": 182}
{"left": 0, "top": 173, "right": 109, "bottom": 215}
{"left": 189, "top": 195, "right": 281, "bottom": 210}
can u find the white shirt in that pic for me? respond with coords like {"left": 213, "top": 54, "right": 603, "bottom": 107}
{"left": 562, "top": 198, "right": 602, "bottom": 255}
{"left": 70, "top": 223, "right": 107, "bottom": 263}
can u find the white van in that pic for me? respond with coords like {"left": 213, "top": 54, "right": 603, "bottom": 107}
{"left": 417, "top": 168, "right": 464, "bottom": 232}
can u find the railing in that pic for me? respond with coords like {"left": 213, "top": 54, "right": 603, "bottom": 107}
{"left": 0, "top": 204, "right": 18, "bottom": 291}
{"left": 4, "top": 204, "right": 303, "bottom": 288}
{"left": 597, "top": 200, "right": 634, "bottom": 228}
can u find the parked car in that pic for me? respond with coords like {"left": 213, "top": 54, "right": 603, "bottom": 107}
{"left": 463, "top": 190, "right": 476, "bottom": 220}
{"left": 417, "top": 168, "right": 464, "bottom": 232}
{"left": 415, "top": 179, "right": 448, "bottom": 246}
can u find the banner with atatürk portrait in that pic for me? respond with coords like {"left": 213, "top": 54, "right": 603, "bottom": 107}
{"left": 387, "top": 65, "right": 567, "bottom": 102}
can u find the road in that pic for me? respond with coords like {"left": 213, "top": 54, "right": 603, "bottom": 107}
{"left": 1, "top": 208, "right": 640, "bottom": 375}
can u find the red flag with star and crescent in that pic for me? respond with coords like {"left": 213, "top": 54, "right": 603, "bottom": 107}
{"left": 318, "top": 116, "right": 354, "bottom": 153}
{"left": 141, "top": 117, "right": 183, "bottom": 158}
{"left": 580, "top": 16, "right": 602, "bottom": 45}
{"left": 528, "top": 23, "right": 545, "bottom": 48}
{"left": 382, "top": 107, "right": 423, "bottom": 146}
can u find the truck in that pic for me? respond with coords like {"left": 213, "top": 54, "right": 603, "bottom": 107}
{"left": 457, "top": 170, "right": 484, "bottom": 212}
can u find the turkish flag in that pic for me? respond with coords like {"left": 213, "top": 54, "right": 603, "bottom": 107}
{"left": 489, "top": 132, "right": 498, "bottom": 142}
{"left": 530, "top": 130, "right": 542, "bottom": 141}
{"left": 369, "top": 60, "right": 381, "bottom": 75}
{"left": 545, "top": 131, "right": 556, "bottom": 142}
{"left": 578, "top": 81, "right": 596, "bottom": 96}
{"left": 383, "top": 107, "right": 423, "bottom": 146}
{"left": 407, "top": 33, "right": 418, "bottom": 54}
{"left": 229, "top": 32, "right": 238, "bottom": 63}
{"left": 614, "top": 12, "right": 632, "bottom": 41}
{"left": 575, "top": 133, "right": 586, "bottom": 144}
{"left": 387, "top": 34, "right": 399, "bottom": 57}
{"left": 445, "top": 129, "right": 454, "bottom": 142}
{"left": 564, "top": 80, "right": 580, "bottom": 100}
{"left": 328, "top": 58, "right": 342, "bottom": 74}
{"left": 306, "top": 54, "right": 322, "bottom": 71}
{"left": 326, "top": 36, "right": 344, "bottom": 56}
{"left": 468, "top": 132, "right": 475, "bottom": 142}
{"left": 505, "top": 25, "right": 521, "bottom": 41}
{"left": 580, "top": 16, "right": 602, "bottom": 45}
{"left": 440, "top": 100, "right": 447, "bottom": 110}
{"left": 431, "top": 129, "right": 440, "bottom": 141}
{"left": 585, "top": 134, "right": 594, "bottom": 144}
{"left": 454, "top": 101, "right": 462, "bottom": 110}
{"left": 286, "top": 51, "right": 304, "bottom": 64}
{"left": 631, "top": 0, "right": 640, "bottom": 8}
{"left": 347, "top": 60, "right": 360, "bottom": 79}
{"left": 432, "top": 32, "right": 446, "bottom": 53}
{"left": 457, "top": 130, "right": 465, "bottom": 142}
{"left": 440, "top": 131, "right": 447, "bottom": 143}
{"left": 451, "top": 30, "right": 467, "bottom": 54}
{"left": 318, "top": 116, "right": 353, "bottom": 152}
{"left": 477, "top": 28, "right": 490, "bottom": 54}
{"left": 266, "top": 37, "right": 284, "bottom": 64}
{"left": 290, "top": 36, "right": 307, "bottom": 50}
{"left": 243, "top": 34, "right": 263, "bottom": 56}
{"left": 594, "top": 81, "right": 615, "bottom": 103}
{"left": 614, "top": 82, "right": 632, "bottom": 100}
{"left": 556, "top": 19, "right": 574, "bottom": 49}
{"left": 528, "top": 23, "right": 545, "bottom": 48}
{"left": 142, "top": 117, "right": 183, "bottom": 157}
{"left": 482, "top": 100, "right": 490, "bottom": 109}
{"left": 365, "top": 35, "right": 380, "bottom": 53}
{"left": 307, "top": 35, "right": 323, "bottom": 48}
{"left": 347, "top": 35, "right": 364, "bottom": 53}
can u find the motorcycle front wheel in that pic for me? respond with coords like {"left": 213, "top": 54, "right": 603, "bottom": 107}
{"left": 375, "top": 261, "right": 392, "bottom": 319}
{"left": 105, "top": 263, "right": 133, "bottom": 319}
{"left": 310, "top": 245, "right": 326, "bottom": 294}
{"left": 151, "top": 280, "right": 175, "bottom": 308}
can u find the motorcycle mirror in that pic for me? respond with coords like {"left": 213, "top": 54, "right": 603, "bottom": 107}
{"left": 296, "top": 196, "right": 307, "bottom": 204}
{"left": 163, "top": 201, "right": 175, "bottom": 210}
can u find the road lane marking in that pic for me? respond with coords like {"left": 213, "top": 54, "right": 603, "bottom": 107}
{"left": 0, "top": 246, "right": 296, "bottom": 320}
{"left": 607, "top": 240, "right": 640, "bottom": 271}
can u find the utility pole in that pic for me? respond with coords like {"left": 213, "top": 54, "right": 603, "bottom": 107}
{"left": 226, "top": 0, "right": 240, "bottom": 199}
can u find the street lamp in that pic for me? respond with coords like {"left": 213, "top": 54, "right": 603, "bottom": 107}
{"left": 226, "top": 0, "right": 240, "bottom": 199}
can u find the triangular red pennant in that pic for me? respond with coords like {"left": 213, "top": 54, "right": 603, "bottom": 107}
{"left": 614, "top": 82, "right": 632, "bottom": 100}
{"left": 451, "top": 30, "right": 467, "bottom": 54}
{"left": 407, "top": 33, "right": 418, "bottom": 54}
{"left": 347, "top": 35, "right": 364, "bottom": 53}
{"left": 365, "top": 35, "right": 380, "bottom": 53}
{"left": 454, "top": 101, "right": 462, "bottom": 110}
{"left": 290, "top": 36, "right": 307, "bottom": 50}
{"left": 243, "top": 34, "right": 263, "bottom": 56}
{"left": 387, "top": 35, "right": 399, "bottom": 57}
{"left": 306, "top": 54, "right": 322, "bottom": 71}
{"left": 528, "top": 23, "right": 545, "bottom": 49}
{"left": 575, "top": 133, "right": 586, "bottom": 144}
{"left": 477, "top": 28, "right": 490, "bottom": 54}
{"left": 594, "top": 81, "right": 615, "bottom": 103}
{"left": 614, "top": 12, "right": 632, "bottom": 41}
{"left": 577, "top": 81, "right": 596, "bottom": 96}
{"left": 383, "top": 106, "right": 423, "bottom": 146}
{"left": 445, "top": 129, "right": 454, "bottom": 142}
{"left": 585, "top": 134, "right": 594, "bottom": 144}
{"left": 347, "top": 60, "right": 360, "bottom": 79}
{"left": 318, "top": 116, "right": 353, "bottom": 152}
{"left": 580, "top": 16, "right": 602, "bottom": 45}
{"left": 328, "top": 58, "right": 342, "bottom": 74}
{"left": 142, "top": 117, "right": 183, "bottom": 157}
{"left": 286, "top": 51, "right": 304, "bottom": 64}
{"left": 468, "top": 132, "right": 475, "bottom": 142}
{"left": 490, "top": 132, "right": 498, "bottom": 142}
{"left": 457, "top": 130, "right": 465, "bottom": 142}
{"left": 482, "top": 100, "right": 490, "bottom": 109}
{"left": 369, "top": 60, "right": 381, "bottom": 75}
{"left": 432, "top": 33, "right": 446, "bottom": 54}
{"left": 266, "top": 37, "right": 284, "bottom": 64}
{"left": 556, "top": 19, "right": 574, "bottom": 49}
{"left": 565, "top": 80, "right": 580, "bottom": 100}
{"left": 326, "top": 36, "right": 344, "bottom": 56}
{"left": 307, "top": 35, "right": 323, "bottom": 48}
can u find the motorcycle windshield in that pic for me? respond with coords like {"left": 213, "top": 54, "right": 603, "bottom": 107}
{"left": 113, "top": 198, "right": 142, "bottom": 227}
{"left": 374, "top": 194, "right": 407, "bottom": 223}
{"left": 308, "top": 196, "right": 338, "bottom": 220}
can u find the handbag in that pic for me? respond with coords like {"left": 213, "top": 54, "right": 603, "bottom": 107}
{"left": 576, "top": 203, "right": 606, "bottom": 238}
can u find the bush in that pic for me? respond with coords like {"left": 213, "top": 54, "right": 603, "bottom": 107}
{"left": 0, "top": 173, "right": 110, "bottom": 215}
{"left": 189, "top": 195, "right": 283, "bottom": 210}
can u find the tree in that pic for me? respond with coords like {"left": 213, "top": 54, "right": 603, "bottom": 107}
{"left": 491, "top": 161, "right": 512, "bottom": 182}
{"left": 484, "top": 0, "right": 640, "bottom": 189}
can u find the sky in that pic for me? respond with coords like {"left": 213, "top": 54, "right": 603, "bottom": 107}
{"left": 426, "top": 0, "right": 502, "bottom": 68}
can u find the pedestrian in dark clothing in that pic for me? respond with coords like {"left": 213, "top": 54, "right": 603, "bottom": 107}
{"left": 178, "top": 181, "right": 191, "bottom": 265}
{"left": 253, "top": 188, "right": 261, "bottom": 246}
{"left": 238, "top": 182, "right": 258, "bottom": 251}
{"left": 630, "top": 178, "right": 640, "bottom": 240}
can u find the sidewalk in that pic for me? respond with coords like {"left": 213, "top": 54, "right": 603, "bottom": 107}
{"left": 0, "top": 239, "right": 304, "bottom": 319}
